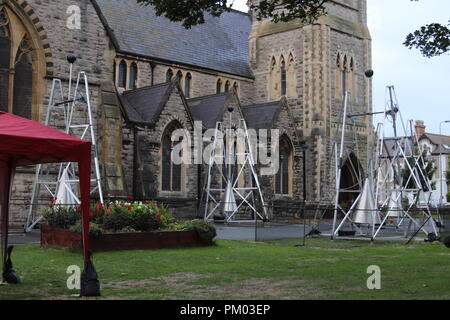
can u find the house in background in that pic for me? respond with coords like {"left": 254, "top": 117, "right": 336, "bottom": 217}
{"left": 416, "top": 120, "right": 450, "bottom": 206}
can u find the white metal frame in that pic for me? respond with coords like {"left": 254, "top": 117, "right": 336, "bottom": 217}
{"left": 332, "top": 86, "right": 438, "bottom": 240}
{"left": 25, "top": 67, "right": 103, "bottom": 232}
{"left": 203, "top": 115, "right": 268, "bottom": 223}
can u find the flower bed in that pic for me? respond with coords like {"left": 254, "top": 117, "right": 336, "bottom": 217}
{"left": 40, "top": 224, "right": 201, "bottom": 251}
{"left": 39, "top": 200, "right": 216, "bottom": 251}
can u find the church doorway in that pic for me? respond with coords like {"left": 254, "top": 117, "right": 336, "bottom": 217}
{"left": 339, "top": 153, "right": 362, "bottom": 207}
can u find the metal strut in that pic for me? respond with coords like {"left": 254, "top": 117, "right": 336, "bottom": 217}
{"left": 25, "top": 64, "right": 103, "bottom": 232}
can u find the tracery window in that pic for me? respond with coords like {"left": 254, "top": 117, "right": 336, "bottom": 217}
{"left": 274, "top": 135, "right": 293, "bottom": 195}
{"left": 166, "top": 68, "right": 173, "bottom": 82}
{"left": 0, "top": 7, "right": 38, "bottom": 119}
{"left": 216, "top": 79, "right": 222, "bottom": 94}
{"left": 161, "top": 121, "right": 183, "bottom": 192}
{"left": 118, "top": 60, "right": 127, "bottom": 88}
{"left": 185, "top": 72, "right": 192, "bottom": 98}
{"left": 129, "top": 62, "right": 138, "bottom": 90}
{"left": 280, "top": 56, "right": 287, "bottom": 96}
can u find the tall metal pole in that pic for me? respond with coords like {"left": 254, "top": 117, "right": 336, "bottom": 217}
{"left": 439, "top": 120, "right": 450, "bottom": 207}
{"left": 332, "top": 91, "right": 350, "bottom": 239}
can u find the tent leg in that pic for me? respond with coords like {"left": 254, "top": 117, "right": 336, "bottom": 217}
{"left": 80, "top": 251, "right": 101, "bottom": 297}
{"left": 0, "top": 161, "right": 20, "bottom": 284}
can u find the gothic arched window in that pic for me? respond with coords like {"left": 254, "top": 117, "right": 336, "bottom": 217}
{"left": 233, "top": 82, "right": 239, "bottom": 95}
{"left": 287, "top": 53, "right": 296, "bottom": 97}
{"left": 275, "top": 135, "right": 293, "bottom": 195}
{"left": 280, "top": 56, "right": 287, "bottom": 96}
{"left": 129, "top": 62, "right": 138, "bottom": 90}
{"left": 0, "top": 7, "right": 43, "bottom": 119}
{"left": 269, "top": 57, "right": 278, "bottom": 100}
{"left": 343, "top": 56, "right": 349, "bottom": 95}
{"left": 176, "top": 70, "right": 183, "bottom": 83}
{"left": 166, "top": 68, "right": 173, "bottom": 82}
{"left": 161, "top": 122, "right": 183, "bottom": 192}
{"left": 224, "top": 80, "right": 230, "bottom": 93}
{"left": 185, "top": 72, "right": 192, "bottom": 98}
{"left": 118, "top": 60, "right": 127, "bottom": 88}
{"left": 216, "top": 79, "right": 222, "bottom": 94}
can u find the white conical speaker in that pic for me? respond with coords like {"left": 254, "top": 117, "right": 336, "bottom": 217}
{"left": 353, "top": 178, "right": 381, "bottom": 225}
{"left": 55, "top": 167, "right": 77, "bottom": 206}
{"left": 386, "top": 190, "right": 402, "bottom": 218}
{"left": 221, "top": 180, "right": 237, "bottom": 217}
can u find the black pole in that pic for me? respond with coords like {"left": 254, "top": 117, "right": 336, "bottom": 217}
{"left": 302, "top": 142, "right": 308, "bottom": 246}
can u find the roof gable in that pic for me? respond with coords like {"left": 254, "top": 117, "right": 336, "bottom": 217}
{"left": 242, "top": 100, "right": 284, "bottom": 130}
{"left": 119, "top": 81, "right": 193, "bottom": 126}
{"left": 187, "top": 92, "right": 243, "bottom": 129}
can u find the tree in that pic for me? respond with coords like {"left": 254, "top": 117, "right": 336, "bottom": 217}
{"left": 404, "top": 21, "right": 450, "bottom": 57}
{"left": 403, "top": 0, "right": 450, "bottom": 57}
{"left": 402, "top": 148, "right": 436, "bottom": 192}
{"left": 136, "top": 0, "right": 328, "bottom": 29}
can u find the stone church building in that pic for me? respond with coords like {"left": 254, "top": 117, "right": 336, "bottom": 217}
{"left": 0, "top": 0, "right": 372, "bottom": 226}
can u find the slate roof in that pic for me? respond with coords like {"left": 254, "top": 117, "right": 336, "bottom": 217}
{"left": 186, "top": 93, "right": 232, "bottom": 129}
{"left": 94, "top": 0, "right": 253, "bottom": 78}
{"left": 420, "top": 133, "right": 450, "bottom": 155}
{"left": 380, "top": 137, "right": 414, "bottom": 158}
{"left": 118, "top": 82, "right": 173, "bottom": 124}
{"left": 242, "top": 101, "right": 281, "bottom": 129}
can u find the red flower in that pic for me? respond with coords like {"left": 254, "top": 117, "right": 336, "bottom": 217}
{"left": 95, "top": 202, "right": 104, "bottom": 216}
{"left": 127, "top": 196, "right": 134, "bottom": 200}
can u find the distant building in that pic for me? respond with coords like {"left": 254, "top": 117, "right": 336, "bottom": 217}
{"left": 416, "top": 121, "right": 450, "bottom": 205}
{"left": 378, "top": 120, "right": 450, "bottom": 207}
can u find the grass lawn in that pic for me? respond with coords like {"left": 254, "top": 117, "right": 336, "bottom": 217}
{"left": 1, "top": 237, "right": 449, "bottom": 300}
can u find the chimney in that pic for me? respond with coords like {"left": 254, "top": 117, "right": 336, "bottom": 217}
{"left": 415, "top": 120, "right": 426, "bottom": 137}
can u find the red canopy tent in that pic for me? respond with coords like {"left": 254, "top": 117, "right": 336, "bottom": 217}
{"left": 0, "top": 111, "right": 92, "bottom": 283}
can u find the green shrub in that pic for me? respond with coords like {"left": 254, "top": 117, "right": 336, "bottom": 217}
{"left": 69, "top": 221, "right": 103, "bottom": 238}
{"left": 447, "top": 191, "right": 450, "bottom": 203}
{"left": 103, "top": 211, "right": 134, "bottom": 232}
{"left": 187, "top": 220, "right": 217, "bottom": 245}
{"left": 42, "top": 205, "right": 81, "bottom": 229}
{"left": 130, "top": 210, "right": 159, "bottom": 232}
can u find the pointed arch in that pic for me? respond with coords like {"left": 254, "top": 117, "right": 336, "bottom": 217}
{"left": 280, "top": 55, "right": 287, "bottom": 96}
{"left": 129, "top": 62, "right": 138, "bottom": 89}
{"left": 216, "top": 78, "right": 222, "bottom": 94}
{"left": 233, "top": 81, "right": 239, "bottom": 96}
{"left": 224, "top": 80, "right": 230, "bottom": 93}
{"left": 161, "top": 120, "right": 184, "bottom": 192}
{"left": 274, "top": 134, "right": 294, "bottom": 195}
{"left": 0, "top": 2, "right": 50, "bottom": 120}
{"left": 118, "top": 60, "right": 127, "bottom": 88}
{"left": 185, "top": 72, "right": 192, "bottom": 98}
{"left": 166, "top": 68, "right": 173, "bottom": 82}
{"left": 176, "top": 70, "right": 183, "bottom": 83}
{"left": 287, "top": 53, "right": 296, "bottom": 97}
{"left": 269, "top": 56, "right": 279, "bottom": 100}
{"left": 339, "top": 153, "right": 363, "bottom": 205}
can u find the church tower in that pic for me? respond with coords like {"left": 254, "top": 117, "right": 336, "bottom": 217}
{"left": 247, "top": 0, "right": 372, "bottom": 202}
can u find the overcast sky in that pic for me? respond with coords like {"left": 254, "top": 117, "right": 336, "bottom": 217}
{"left": 232, "top": 0, "right": 450, "bottom": 137}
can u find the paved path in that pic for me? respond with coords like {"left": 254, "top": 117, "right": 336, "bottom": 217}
{"left": 2, "top": 230, "right": 40, "bottom": 245}
{"left": 216, "top": 222, "right": 308, "bottom": 241}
